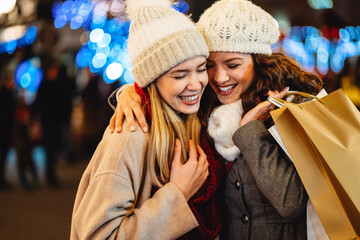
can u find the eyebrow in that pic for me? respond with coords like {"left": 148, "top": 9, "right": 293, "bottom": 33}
{"left": 169, "top": 61, "right": 207, "bottom": 74}
{"left": 207, "top": 57, "right": 243, "bottom": 64}
{"left": 223, "top": 57, "right": 243, "bottom": 63}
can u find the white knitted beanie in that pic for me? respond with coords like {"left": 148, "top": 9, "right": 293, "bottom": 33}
{"left": 126, "top": 0, "right": 209, "bottom": 88}
{"left": 197, "top": 0, "right": 280, "bottom": 55}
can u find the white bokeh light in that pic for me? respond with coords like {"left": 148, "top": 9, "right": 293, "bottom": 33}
{"left": 0, "top": 0, "right": 17, "bottom": 14}
{"left": 106, "top": 63, "right": 123, "bottom": 80}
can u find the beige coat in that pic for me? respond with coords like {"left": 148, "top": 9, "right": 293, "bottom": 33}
{"left": 70, "top": 121, "right": 198, "bottom": 240}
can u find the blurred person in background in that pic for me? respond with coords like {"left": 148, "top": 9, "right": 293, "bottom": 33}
{"left": 80, "top": 70, "right": 117, "bottom": 159}
{"left": 340, "top": 57, "right": 360, "bottom": 110}
{"left": 13, "top": 90, "right": 38, "bottom": 191}
{"left": 0, "top": 70, "right": 15, "bottom": 190}
{"left": 32, "top": 58, "right": 74, "bottom": 187}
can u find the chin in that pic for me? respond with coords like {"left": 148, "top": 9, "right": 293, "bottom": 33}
{"left": 180, "top": 105, "right": 200, "bottom": 115}
{"left": 218, "top": 95, "right": 238, "bottom": 105}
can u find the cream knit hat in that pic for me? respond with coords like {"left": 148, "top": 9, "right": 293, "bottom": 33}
{"left": 197, "top": 0, "right": 280, "bottom": 55}
{"left": 126, "top": 0, "right": 209, "bottom": 88}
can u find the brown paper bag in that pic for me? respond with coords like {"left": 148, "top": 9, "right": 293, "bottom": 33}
{"left": 270, "top": 89, "right": 360, "bottom": 240}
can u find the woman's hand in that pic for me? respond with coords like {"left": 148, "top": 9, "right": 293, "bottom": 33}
{"left": 109, "top": 85, "right": 148, "bottom": 133}
{"left": 240, "top": 87, "right": 288, "bottom": 127}
{"left": 170, "top": 139, "right": 209, "bottom": 201}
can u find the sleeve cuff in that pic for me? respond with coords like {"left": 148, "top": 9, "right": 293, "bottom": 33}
{"left": 162, "top": 182, "right": 199, "bottom": 226}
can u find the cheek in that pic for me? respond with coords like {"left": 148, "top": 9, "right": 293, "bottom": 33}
{"left": 244, "top": 72, "right": 255, "bottom": 87}
{"left": 234, "top": 69, "right": 253, "bottom": 85}
{"left": 201, "top": 73, "right": 209, "bottom": 86}
{"left": 167, "top": 82, "right": 184, "bottom": 97}
{"left": 157, "top": 82, "right": 175, "bottom": 101}
{"left": 244, "top": 63, "right": 255, "bottom": 84}
{"left": 206, "top": 69, "right": 215, "bottom": 81}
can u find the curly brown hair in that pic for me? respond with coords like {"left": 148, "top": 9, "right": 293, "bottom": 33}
{"left": 198, "top": 52, "right": 323, "bottom": 127}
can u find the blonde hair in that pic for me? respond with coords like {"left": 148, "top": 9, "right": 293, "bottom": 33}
{"left": 146, "top": 83, "right": 201, "bottom": 187}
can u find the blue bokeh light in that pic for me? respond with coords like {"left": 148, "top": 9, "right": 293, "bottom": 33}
{"left": 25, "top": 26, "right": 37, "bottom": 44}
{"left": 70, "top": 16, "right": 84, "bottom": 29}
{"left": 92, "top": 53, "right": 107, "bottom": 69}
{"left": 20, "top": 73, "right": 32, "bottom": 88}
{"left": 62, "top": 0, "right": 74, "bottom": 13}
{"left": 14, "top": 58, "right": 43, "bottom": 93}
{"left": 87, "top": 41, "right": 98, "bottom": 50}
{"left": 91, "top": 15, "right": 107, "bottom": 29}
{"left": 123, "top": 70, "right": 135, "bottom": 84}
{"left": 317, "top": 47, "right": 329, "bottom": 63}
{"left": 107, "top": 18, "right": 123, "bottom": 33}
{"left": 5, "top": 40, "right": 17, "bottom": 54}
{"left": 96, "top": 46, "right": 111, "bottom": 57}
{"left": 339, "top": 29, "right": 350, "bottom": 42}
{"left": 330, "top": 54, "right": 344, "bottom": 73}
{"left": 172, "top": 0, "right": 190, "bottom": 13}
{"left": 97, "top": 33, "right": 111, "bottom": 47}
{"left": 89, "top": 61, "right": 102, "bottom": 73}
{"left": 54, "top": 15, "right": 67, "bottom": 28}
{"left": 51, "top": 1, "right": 63, "bottom": 18}
{"left": 76, "top": 48, "right": 92, "bottom": 68}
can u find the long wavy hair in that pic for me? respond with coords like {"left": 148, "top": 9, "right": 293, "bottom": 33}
{"left": 198, "top": 52, "right": 323, "bottom": 127}
{"left": 146, "top": 83, "right": 201, "bottom": 187}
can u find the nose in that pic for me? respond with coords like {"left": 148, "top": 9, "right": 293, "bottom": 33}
{"left": 187, "top": 74, "right": 202, "bottom": 92}
{"left": 213, "top": 67, "right": 229, "bottom": 84}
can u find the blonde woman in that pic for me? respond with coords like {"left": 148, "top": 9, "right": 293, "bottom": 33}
{"left": 71, "top": 1, "right": 225, "bottom": 239}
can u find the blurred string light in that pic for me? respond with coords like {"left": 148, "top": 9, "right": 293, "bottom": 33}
{"left": 281, "top": 25, "right": 360, "bottom": 74}
{"left": 51, "top": 0, "right": 189, "bottom": 85}
{"left": 0, "top": 25, "right": 37, "bottom": 54}
{"left": 308, "top": 0, "right": 333, "bottom": 9}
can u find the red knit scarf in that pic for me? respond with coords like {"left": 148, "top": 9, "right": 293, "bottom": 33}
{"left": 135, "top": 83, "right": 225, "bottom": 240}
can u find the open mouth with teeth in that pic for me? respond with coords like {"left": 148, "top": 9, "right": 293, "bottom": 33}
{"left": 179, "top": 93, "right": 200, "bottom": 105}
{"left": 217, "top": 84, "right": 237, "bottom": 95}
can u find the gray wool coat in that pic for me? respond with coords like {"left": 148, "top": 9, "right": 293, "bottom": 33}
{"left": 224, "top": 120, "right": 308, "bottom": 240}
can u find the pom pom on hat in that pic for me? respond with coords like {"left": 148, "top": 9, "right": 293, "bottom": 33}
{"left": 197, "top": 0, "right": 280, "bottom": 55}
{"left": 126, "top": 0, "right": 209, "bottom": 88}
{"left": 125, "top": 0, "right": 175, "bottom": 20}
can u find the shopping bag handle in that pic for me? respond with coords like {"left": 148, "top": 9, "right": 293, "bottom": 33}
{"left": 268, "top": 91, "right": 326, "bottom": 108}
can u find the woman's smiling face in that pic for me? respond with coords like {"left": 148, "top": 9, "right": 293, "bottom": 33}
{"left": 206, "top": 52, "right": 255, "bottom": 104}
{"left": 156, "top": 56, "right": 208, "bottom": 114}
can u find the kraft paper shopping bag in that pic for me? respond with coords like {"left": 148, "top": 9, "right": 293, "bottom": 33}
{"left": 270, "top": 89, "right": 360, "bottom": 240}
{"left": 269, "top": 125, "right": 329, "bottom": 240}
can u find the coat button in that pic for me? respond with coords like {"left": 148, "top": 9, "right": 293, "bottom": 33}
{"left": 242, "top": 215, "right": 249, "bottom": 224}
{"left": 234, "top": 180, "right": 240, "bottom": 190}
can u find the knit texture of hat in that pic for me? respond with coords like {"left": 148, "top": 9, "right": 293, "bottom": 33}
{"left": 197, "top": 0, "right": 280, "bottom": 55}
{"left": 126, "top": 0, "right": 209, "bottom": 88}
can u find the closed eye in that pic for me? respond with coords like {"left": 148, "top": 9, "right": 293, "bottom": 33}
{"left": 174, "top": 75, "right": 186, "bottom": 79}
{"left": 228, "top": 64, "right": 240, "bottom": 69}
